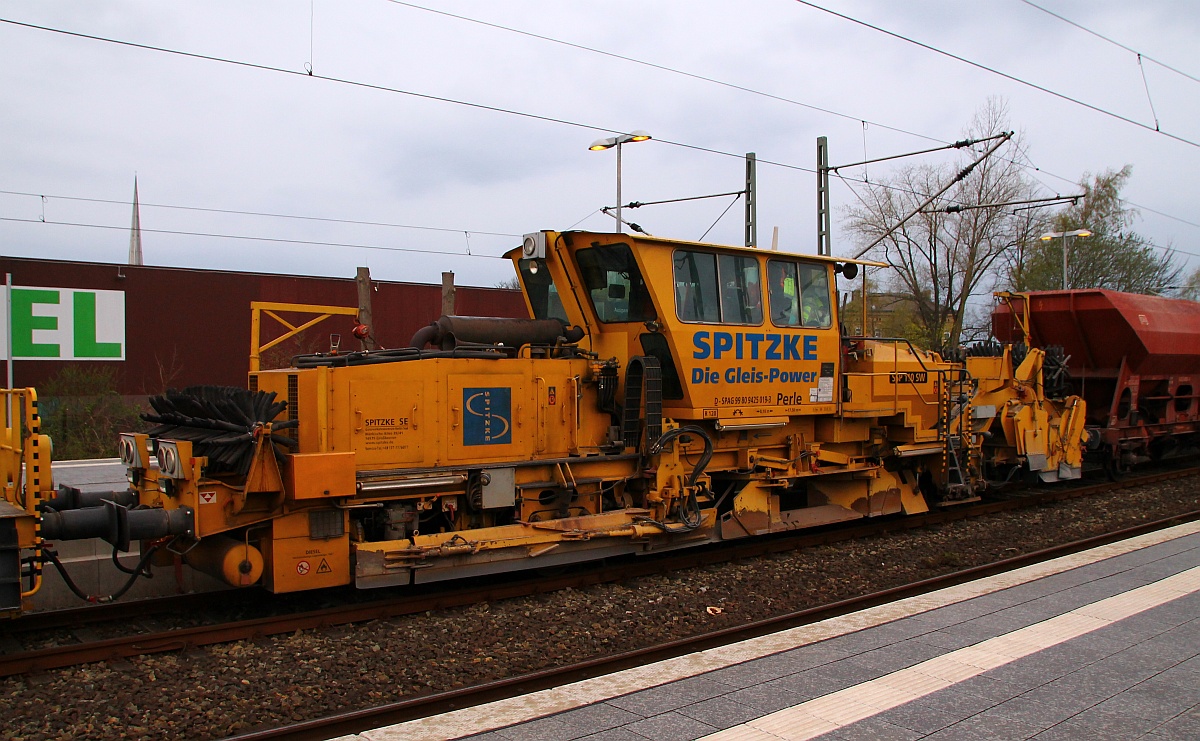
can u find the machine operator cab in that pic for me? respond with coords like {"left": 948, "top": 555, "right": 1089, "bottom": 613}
{"left": 511, "top": 231, "right": 852, "bottom": 427}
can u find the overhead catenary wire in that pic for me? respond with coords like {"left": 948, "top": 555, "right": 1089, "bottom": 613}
{"left": 565, "top": 209, "right": 603, "bottom": 230}
{"left": 377, "top": 0, "right": 1167, "bottom": 223}
{"left": 0, "top": 15, "right": 1100, "bottom": 220}
{"left": 305, "top": 0, "right": 314, "bottom": 75}
{"left": 1137, "top": 55, "right": 1161, "bottom": 132}
{"left": 792, "top": 0, "right": 1200, "bottom": 150}
{"left": 0, "top": 16, "right": 812, "bottom": 180}
{"left": 0, "top": 15, "right": 1000, "bottom": 218}
{"left": 0, "top": 216, "right": 510, "bottom": 260}
{"left": 1125, "top": 203, "right": 1200, "bottom": 231}
{"left": 830, "top": 134, "right": 1011, "bottom": 171}
{"left": 1017, "top": 0, "right": 1200, "bottom": 84}
{"left": 0, "top": 176, "right": 979, "bottom": 258}
{"left": 833, "top": 136, "right": 1067, "bottom": 224}
{"left": 0, "top": 17, "right": 617, "bottom": 133}
{"left": 389, "top": 0, "right": 1200, "bottom": 241}
{"left": 11, "top": 166, "right": 1191, "bottom": 268}
{"left": 824, "top": 163, "right": 1197, "bottom": 263}
{"left": 385, "top": 4, "right": 1200, "bottom": 236}
{"left": 841, "top": 146, "right": 1199, "bottom": 262}
{"left": 1, "top": 15, "right": 1196, "bottom": 242}
{"left": 0, "top": 189, "right": 519, "bottom": 238}
{"left": 383, "top": 0, "right": 945, "bottom": 145}
{"left": 5, "top": 188, "right": 1196, "bottom": 265}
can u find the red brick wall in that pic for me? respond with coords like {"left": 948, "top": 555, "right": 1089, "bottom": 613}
{"left": 0, "top": 257, "right": 528, "bottom": 395}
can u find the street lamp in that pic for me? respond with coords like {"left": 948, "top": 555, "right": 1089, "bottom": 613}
{"left": 588, "top": 130, "right": 651, "bottom": 233}
{"left": 1040, "top": 228, "right": 1093, "bottom": 290}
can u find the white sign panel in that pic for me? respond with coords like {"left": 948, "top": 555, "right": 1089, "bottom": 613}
{"left": 0, "top": 286, "right": 126, "bottom": 360}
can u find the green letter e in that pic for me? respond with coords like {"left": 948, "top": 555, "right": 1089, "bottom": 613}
{"left": 11, "top": 289, "right": 60, "bottom": 358}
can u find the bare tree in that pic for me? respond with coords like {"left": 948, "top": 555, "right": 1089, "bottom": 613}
{"left": 842, "top": 99, "right": 1044, "bottom": 348}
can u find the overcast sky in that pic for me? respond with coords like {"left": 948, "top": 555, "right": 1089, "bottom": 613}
{"left": 2, "top": 1, "right": 1198, "bottom": 288}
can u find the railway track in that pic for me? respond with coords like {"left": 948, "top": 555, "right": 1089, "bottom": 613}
{"left": 221, "top": 507, "right": 1200, "bottom": 741}
{"left": 3, "top": 466, "right": 1197, "bottom": 682}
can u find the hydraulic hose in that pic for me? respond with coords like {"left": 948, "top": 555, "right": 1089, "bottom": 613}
{"left": 645, "top": 426, "right": 714, "bottom": 531}
{"left": 42, "top": 542, "right": 162, "bottom": 604}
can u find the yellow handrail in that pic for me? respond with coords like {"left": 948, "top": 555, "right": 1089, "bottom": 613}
{"left": 249, "top": 301, "right": 360, "bottom": 372}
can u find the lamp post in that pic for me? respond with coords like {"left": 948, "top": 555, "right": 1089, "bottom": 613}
{"left": 589, "top": 130, "right": 651, "bottom": 233}
{"left": 1040, "top": 228, "right": 1093, "bottom": 290}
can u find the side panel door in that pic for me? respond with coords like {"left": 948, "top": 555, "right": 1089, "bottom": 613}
{"left": 350, "top": 379, "right": 425, "bottom": 466}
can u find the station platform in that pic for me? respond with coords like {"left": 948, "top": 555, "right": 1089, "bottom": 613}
{"left": 348, "top": 520, "right": 1200, "bottom": 741}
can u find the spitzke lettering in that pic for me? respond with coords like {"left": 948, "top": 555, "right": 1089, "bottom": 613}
{"left": 692, "top": 331, "right": 818, "bottom": 361}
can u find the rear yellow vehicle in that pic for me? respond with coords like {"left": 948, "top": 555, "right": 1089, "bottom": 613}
{"left": 1, "top": 390, "right": 51, "bottom": 617}
{"left": 3, "top": 230, "right": 1090, "bottom": 612}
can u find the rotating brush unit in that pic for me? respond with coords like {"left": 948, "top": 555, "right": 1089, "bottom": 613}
{"left": 142, "top": 386, "right": 300, "bottom": 476}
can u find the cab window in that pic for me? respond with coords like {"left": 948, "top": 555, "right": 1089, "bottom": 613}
{"left": 576, "top": 244, "right": 655, "bottom": 323}
{"left": 799, "top": 263, "right": 831, "bottom": 327}
{"left": 768, "top": 260, "right": 832, "bottom": 328}
{"left": 519, "top": 258, "right": 567, "bottom": 321}
{"left": 719, "top": 254, "right": 763, "bottom": 324}
{"left": 768, "top": 261, "right": 799, "bottom": 326}
{"left": 673, "top": 249, "right": 762, "bottom": 325}
{"left": 673, "top": 251, "right": 719, "bottom": 322}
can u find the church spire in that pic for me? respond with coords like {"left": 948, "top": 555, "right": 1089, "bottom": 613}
{"left": 128, "top": 176, "right": 143, "bottom": 266}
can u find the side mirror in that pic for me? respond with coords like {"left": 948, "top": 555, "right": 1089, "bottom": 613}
{"left": 837, "top": 263, "right": 859, "bottom": 280}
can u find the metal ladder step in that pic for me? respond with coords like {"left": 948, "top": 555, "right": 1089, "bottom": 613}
{"left": 622, "top": 356, "right": 663, "bottom": 451}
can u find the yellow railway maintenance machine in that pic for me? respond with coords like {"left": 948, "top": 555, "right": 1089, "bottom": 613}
{"left": 4, "top": 231, "right": 1089, "bottom": 610}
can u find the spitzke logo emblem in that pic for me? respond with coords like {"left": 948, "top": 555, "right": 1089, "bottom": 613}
{"left": 463, "top": 387, "right": 513, "bottom": 445}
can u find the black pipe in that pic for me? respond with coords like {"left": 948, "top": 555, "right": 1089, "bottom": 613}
{"left": 40, "top": 507, "right": 112, "bottom": 541}
{"left": 107, "top": 503, "right": 194, "bottom": 552}
{"left": 409, "top": 322, "right": 440, "bottom": 350}
{"left": 41, "top": 484, "right": 137, "bottom": 511}
{"left": 409, "top": 316, "right": 584, "bottom": 349}
{"left": 290, "top": 348, "right": 506, "bottom": 368}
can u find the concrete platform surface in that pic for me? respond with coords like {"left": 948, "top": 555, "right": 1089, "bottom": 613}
{"left": 51, "top": 457, "right": 127, "bottom": 490}
{"left": 344, "top": 521, "right": 1200, "bottom": 741}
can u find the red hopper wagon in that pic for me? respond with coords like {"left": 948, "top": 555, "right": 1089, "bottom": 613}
{"left": 993, "top": 289, "right": 1200, "bottom": 474}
